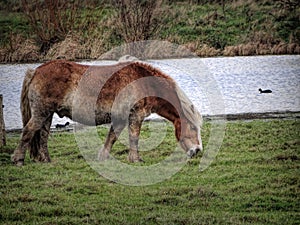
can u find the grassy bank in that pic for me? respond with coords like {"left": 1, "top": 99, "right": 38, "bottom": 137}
{"left": 0, "top": 119, "right": 299, "bottom": 224}
{"left": 0, "top": 0, "right": 299, "bottom": 63}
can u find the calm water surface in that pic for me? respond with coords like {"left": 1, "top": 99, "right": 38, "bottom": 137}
{"left": 0, "top": 55, "right": 299, "bottom": 130}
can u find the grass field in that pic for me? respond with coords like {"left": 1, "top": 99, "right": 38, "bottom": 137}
{"left": 0, "top": 119, "right": 299, "bottom": 224}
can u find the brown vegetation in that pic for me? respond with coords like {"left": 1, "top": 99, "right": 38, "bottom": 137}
{"left": 1, "top": 34, "right": 299, "bottom": 63}
{"left": 185, "top": 42, "right": 221, "bottom": 57}
{"left": 20, "top": 0, "right": 82, "bottom": 53}
{"left": 223, "top": 42, "right": 300, "bottom": 57}
{"left": 0, "top": 0, "right": 299, "bottom": 63}
{"left": 0, "top": 35, "right": 39, "bottom": 63}
{"left": 111, "top": 0, "right": 164, "bottom": 42}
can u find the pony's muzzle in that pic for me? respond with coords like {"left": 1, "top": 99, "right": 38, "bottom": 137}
{"left": 187, "top": 145, "right": 203, "bottom": 158}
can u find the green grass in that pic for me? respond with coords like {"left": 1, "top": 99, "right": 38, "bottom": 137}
{"left": 0, "top": 10, "right": 29, "bottom": 46}
{"left": 156, "top": 1, "right": 299, "bottom": 48}
{"left": 0, "top": 119, "right": 299, "bottom": 224}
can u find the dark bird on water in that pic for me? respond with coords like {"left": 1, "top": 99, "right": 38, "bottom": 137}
{"left": 55, "top": 122, "right": 70, "bottom": 129}
{"left": 259, "top": 88, "right": 272, "bottom": 93}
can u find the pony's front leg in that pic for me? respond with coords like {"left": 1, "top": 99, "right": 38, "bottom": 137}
{"left": 98, "top": 123, "right": 125, "bottom": 161}
{"left": 128, "top": 118, "right": 144, "bottom": 163}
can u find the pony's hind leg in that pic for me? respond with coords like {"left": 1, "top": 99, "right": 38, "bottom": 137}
{"left": 31, "top": 114, "right": 53, "bottom": 162}
{"left": 12, "top": 114, "right": 50, "bottom": 166}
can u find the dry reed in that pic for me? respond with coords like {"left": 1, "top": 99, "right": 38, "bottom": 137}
{"left": 223, "top": 42, "right": 300, "bottom": 56}
{"left": 0, "top": 35, "right": 39, "bottom": 63}
{"left": 185, "top": 42, "right": 221, "bottom": 57}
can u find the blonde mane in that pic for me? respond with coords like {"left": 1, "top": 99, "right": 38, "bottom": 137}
{"left": 175, "top": 84, "right": 202, "bottom": 128}
{"left": 132, "top": 62, "right": 202, "bottom": 128}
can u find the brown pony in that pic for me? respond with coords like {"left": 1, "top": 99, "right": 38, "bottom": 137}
{"left": 12, "top": 60, "right": 203, "bottom": 166}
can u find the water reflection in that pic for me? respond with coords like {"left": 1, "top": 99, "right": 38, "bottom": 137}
{"left": 0, "top": 55, "right": 299, "bottom": 130}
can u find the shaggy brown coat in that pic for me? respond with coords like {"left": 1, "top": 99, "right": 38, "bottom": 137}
{"left": 13, "top": 60, "right": 202, "bottom": 165}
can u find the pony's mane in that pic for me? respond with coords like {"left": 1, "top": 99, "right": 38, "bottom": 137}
{"left": 131, "top": 62, "right": 176, "bottom": 86}
{"left": 131, "top": 62, "right": 202, "bottom": 127}
{"left": 175, "top": 84, "right": 202, "bottom": 128}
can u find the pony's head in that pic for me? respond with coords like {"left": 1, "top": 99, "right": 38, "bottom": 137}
{"left": 174, "top": 106, "right": 203, "bottom": 158}
{"left": 174, "top": 85, "right": 203, "bottom": 158}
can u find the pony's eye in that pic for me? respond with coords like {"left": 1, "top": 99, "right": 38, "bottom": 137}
{"left": 191, "top": 124, "right": 197, "bottom": 131}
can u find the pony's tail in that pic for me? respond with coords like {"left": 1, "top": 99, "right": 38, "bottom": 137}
{"left": 21, "top": 69, "right": 40, "bottom": 159}
{"left": 21, "top": 69, "right": 35, "bottom": 126}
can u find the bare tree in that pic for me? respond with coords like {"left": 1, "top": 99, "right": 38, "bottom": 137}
{"left": 111, "top": 0, "right": 163, "bottom": 42}
{"left": 21, "top": 0, "right": 81, "bottom": 54}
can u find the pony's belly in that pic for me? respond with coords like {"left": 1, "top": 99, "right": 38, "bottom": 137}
{"left": 95, "top": 112, "right": 112, "bottom": 125}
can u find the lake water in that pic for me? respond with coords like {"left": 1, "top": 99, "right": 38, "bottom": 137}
{"left": 0, "top": 55, "right": 299, "bottom": 130}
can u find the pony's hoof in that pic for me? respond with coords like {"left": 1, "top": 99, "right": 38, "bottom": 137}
{"left": 16, "top": 161, "right": 24, "bottom": 166}
{"left": 98, "top": 150, "right": 110, "bottom": 161}
{"left": 128, "top": 156, "right": 144, "bottom": 163}
{"left": 137, "top": 158, "right": 144, "bottom": 163}
{"left": 33, "top": 155, "right": 51, "bottom": 163}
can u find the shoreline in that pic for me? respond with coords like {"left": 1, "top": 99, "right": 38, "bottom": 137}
{"left": 5, "top": 110, "right": 300, "bottom": 133}
{"left": 203, "top": 110, "right": 300, "bottom": 121}
{"left": 1, "top": 54, "right": 299, "bottom": 65}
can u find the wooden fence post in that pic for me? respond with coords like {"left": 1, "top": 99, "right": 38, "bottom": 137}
{"left": 0, "top": 94, "right": 6, "bottom": 147}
